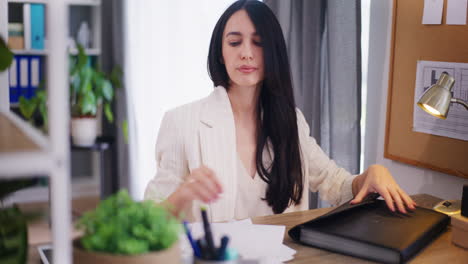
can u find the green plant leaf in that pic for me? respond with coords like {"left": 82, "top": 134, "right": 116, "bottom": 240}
{"left": 104, "top": 103, "right": 113, "bottom": 123}
{"left": 0, "top": 36, "right": 14, "bottom": 72}
{"left": 69, "top": 44, "right": 88, "bottom": 76}
{"left": 110, "top": 66, "right": 123, "bottom": 89}
{"left": 70, "top": 72, "right": 81, "bottom": 97}
{"left": 0, "top": 206, "right": 28, "bottom": 264}
{"left": 101, "top": 80, "right": 113, "bottom": 102}
{"left": 80, "top": 92, "right": 97, "bottom": 116}
{"left": 18, "top": 96, "right": 38, "bottom": 120}
{"left": 76, "top": 45, "right": 88, "bottom": 73}
{"left": 79, "top": 67, "right": 93, "bottom": 95}
{"left": 36, "top": 90, "right": 48, "bottom": 129}
{"left": 122, "top": 120, "right": 128, "bottom": 144}
{"left": 92, "top": 71, "right": 104, "bottom": 104}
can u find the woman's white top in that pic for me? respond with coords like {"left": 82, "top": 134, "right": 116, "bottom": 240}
{"left": 144, "top": 86, "right": 357, "bottom": 222}
{"left": 234, "top": 156, "right": 272, "bottom": 220}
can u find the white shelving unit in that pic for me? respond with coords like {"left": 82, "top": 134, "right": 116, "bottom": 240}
{"left": 11, "top": 49, "right": 48, "bottom": 55}
{"left": 67, "top": 0, "right": 100, "bottom": 6}
{"left": 7, "top": 0, "right": 48, "bottom": 3}
{"left": 2, "top": 0, "right": 103, "bottom": 205}
{"left": 68, "top": 47, "right": 100, "bottom": 56}
{"left": 0, "top": 0, "right": 101, "bottom": 263}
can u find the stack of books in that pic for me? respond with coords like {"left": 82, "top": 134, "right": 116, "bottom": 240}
{"left": 8, "top": 3, "right": 45, "bottom": 50}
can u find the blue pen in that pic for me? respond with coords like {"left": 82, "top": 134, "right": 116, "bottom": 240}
{"left": 201, "top": 207, "right": 216, "bottom": 259}
{"left": 197, "top": 238, "right": 208, "bottom": 259}
{"left": 183, "top": 221, "right": 201, "bottom": 257}
{"left": 217, "top": 235, "right": 230, "bottom": 260}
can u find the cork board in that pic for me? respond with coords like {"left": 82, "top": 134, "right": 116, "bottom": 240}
{"left": 384, "top": 0, "right": 468, "bottom": 179}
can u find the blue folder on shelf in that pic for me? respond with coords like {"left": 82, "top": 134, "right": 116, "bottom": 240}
{"left": 9, "top": 57, "right": 19, "bottom": 103}
{"left": 30, "top": 4, "right": 45, "bottom": 50}
{"left": 9, "top": 55, "right": 42, "bottom": 103}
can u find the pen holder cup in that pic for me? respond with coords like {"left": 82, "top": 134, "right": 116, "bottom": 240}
{"left": 194, "top": 257, "right": 238, "bottom": 264}
{"left": 193, "top": 248, "right": 238, "bottom": 264}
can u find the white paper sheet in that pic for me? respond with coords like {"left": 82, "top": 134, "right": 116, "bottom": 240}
{"left": 181, "top": 219, "right": 296, "bottom": 264}
{"left": 413, "top": 60, "right": 468, "bottom": 141}
{"left": 422, "top": 0, "right": 444, "bottom": 24}
{"left": 446, "top": 0, "right": 468, "bottom": 25}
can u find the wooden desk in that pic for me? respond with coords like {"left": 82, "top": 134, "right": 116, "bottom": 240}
{"left": 252, "top": 194, "right": 468, "bottom": 263}
{"left": 26, "top": 194, "right": 468, "bottom": 263}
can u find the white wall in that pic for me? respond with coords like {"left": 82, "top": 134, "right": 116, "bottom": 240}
{"left": 125, "top": 1, "right": 235, "bottom": 200}
{"left": 364, "top": 0, "right": 468, "bottom": 200}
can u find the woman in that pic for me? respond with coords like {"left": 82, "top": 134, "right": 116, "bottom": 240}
{"left": 145, "top": 0, "right": 415, "bottom": 222}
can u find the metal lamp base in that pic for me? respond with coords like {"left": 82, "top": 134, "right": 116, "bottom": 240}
{"left": 433, "top": 200, "right": 461, "bottom": 215}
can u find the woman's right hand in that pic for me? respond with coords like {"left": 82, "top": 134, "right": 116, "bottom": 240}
{"left": 166, "top": 165, "right": 223, "bottom": 216}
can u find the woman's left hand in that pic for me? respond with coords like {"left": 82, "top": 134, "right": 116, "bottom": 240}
{"left": 350, "top": 164, "right": 416, "bottom": 213}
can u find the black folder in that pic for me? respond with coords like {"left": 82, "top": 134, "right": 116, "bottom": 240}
{"left": 289, "top": 194, "right": 450, "bottom": 264}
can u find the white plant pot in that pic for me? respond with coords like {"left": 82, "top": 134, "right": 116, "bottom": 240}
{"left": 71, "top": 117, "right": 98, "bottom": 147}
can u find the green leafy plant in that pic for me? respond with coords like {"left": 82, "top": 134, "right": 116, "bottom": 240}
{"left": 0, "top": 178, "right": 38, "bottom": 264}
{"left": 69, "top": 44, "right": 122, "bottom": 122}
{"left": 0, "top": 36, "right": 13, "bottom": 71}
{"left": 18, "top": 88, "right": 47, "bottom": 131}
{"left": 76, "top": 190, "right": 180, "bottom": 255}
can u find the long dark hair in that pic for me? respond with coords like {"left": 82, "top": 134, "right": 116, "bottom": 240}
{"left": 208, "top": 0, "right": 303, "bottom": 214}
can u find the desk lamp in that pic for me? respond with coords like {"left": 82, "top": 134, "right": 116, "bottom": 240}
{"left": 417, "top": 72, "right": 468, "bottom": 118}
{"left": 416, "top": 72, "right": 468, "bottom": 215}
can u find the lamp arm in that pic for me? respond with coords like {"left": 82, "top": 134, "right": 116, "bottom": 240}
{"left": 451, "top": 98, "right": 468, "bottom": 111}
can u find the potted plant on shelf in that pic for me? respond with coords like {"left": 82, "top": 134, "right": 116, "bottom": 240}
{"left": 69, "top": 44, "right": 122, "bottom": 146}
{"left": 74, "top": 190, "right": 181, "bottom": 264}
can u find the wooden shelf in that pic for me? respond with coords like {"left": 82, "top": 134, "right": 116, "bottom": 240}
{"left": 0, "top": 112, "right": 40, "bottom": 152}
{"left": 0, "top": 111, "right": 52, "bottom": 178}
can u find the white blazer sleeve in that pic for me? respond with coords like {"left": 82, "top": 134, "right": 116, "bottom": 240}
{"left": 296, "top": 109, "right": 357, "bottom": 205}
{"left": 144, "top": 110, "right": 190, "bottom": 203}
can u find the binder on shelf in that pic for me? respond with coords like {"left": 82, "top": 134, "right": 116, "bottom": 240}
{"left": 9, "top": 55, "right": 42, "bottom": 103}
{"left": 19, "top": 56, "right": 29, "bottom": 100}
{"left": 29, "top": 56, "right": 41, "bottom": 98}
{"left": 23, "top": 3, "right": 31, "bottom": 50}
{"left": 9, "top": 57, "right": 19, "bottom": 103}
{"left": 30, "top": 4, "right": 45, "bottom": 50}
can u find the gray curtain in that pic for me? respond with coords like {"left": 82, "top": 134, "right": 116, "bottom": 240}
{"left": 101, "top": 0, "right": 129, "bottom": 197}
{"left": 265, "top": 0, "right": 361, "bottom": 208}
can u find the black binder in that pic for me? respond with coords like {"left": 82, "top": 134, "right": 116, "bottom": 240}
{"left": 289, "top": 194, "right": 450, "bottom": 264}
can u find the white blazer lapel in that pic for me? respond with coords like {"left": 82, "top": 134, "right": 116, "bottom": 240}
{"left": 198, "top": 87, "right": 237, "bottom": 222}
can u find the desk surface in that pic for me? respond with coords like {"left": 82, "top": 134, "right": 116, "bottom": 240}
{"left": 26, "top": 194, "right": 468, "bottom": 263}
{"left": 252, "top": 194, "right": 468, "bottom": 263}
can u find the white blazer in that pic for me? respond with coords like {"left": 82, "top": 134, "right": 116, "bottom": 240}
{"left": 144, "top": 86, "right": 356, "bottom": 222}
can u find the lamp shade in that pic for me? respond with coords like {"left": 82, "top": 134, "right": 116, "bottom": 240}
{"left": 417, "top": 72, "right": 455, "bottom": 119}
